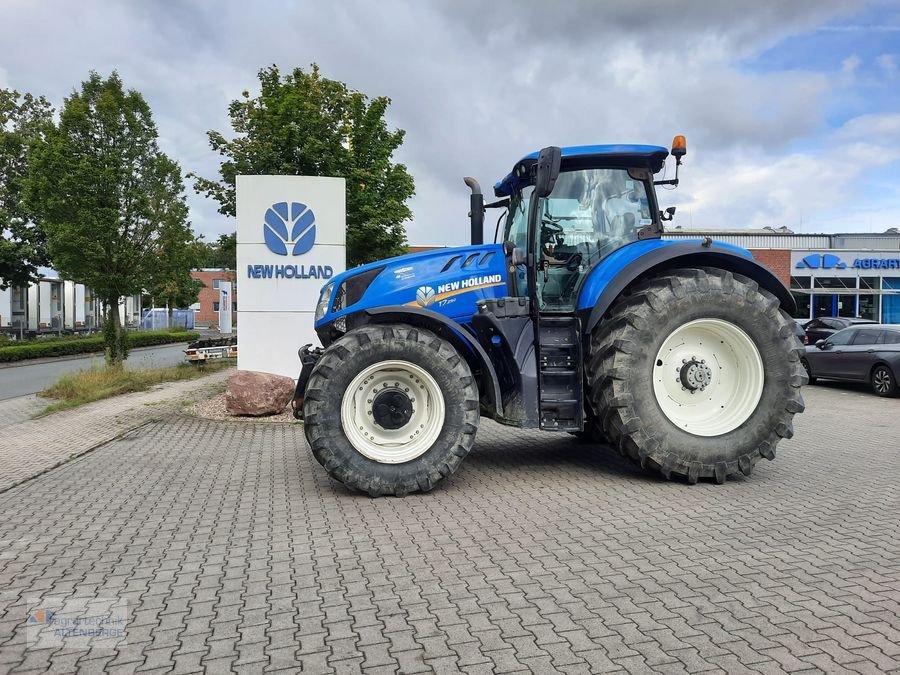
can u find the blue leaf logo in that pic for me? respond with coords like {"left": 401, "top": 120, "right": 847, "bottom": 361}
{"left": 263, "top": 202, "right": 316, "bottom": 256}
{"left": 796, "top": 253, "right": 847, "bottom": 270}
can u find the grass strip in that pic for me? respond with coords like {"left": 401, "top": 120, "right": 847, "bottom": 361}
{"left": 38, "top": 361, "right": 233, "bottom": 415}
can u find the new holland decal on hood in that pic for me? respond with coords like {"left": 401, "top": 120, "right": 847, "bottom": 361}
{"left": 410, "top": 274, "right": 504, "bottom": 308}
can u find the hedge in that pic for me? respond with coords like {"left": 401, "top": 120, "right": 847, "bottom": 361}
{"left": 0, "top": 329, "right": 200, "bottom": 363}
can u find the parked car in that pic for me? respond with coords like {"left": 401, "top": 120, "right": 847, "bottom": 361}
{"left": 801, "top": 324, "right": 900, "bottom": 396}
{"left": 802, "top": 317, "right": 877, "bottom": 344}
{"left": 793, "top": 320, "right": 808, "bottom": 345}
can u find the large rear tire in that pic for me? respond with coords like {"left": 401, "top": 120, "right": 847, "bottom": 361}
{"left": 303, "top": 324, "right": 480, "bottom": 496}
{"left": 587, "top": 267, "right": 806, "bottom": 484}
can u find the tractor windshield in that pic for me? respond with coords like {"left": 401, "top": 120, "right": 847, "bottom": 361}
{"left": 504, "top": 168, "right": 654, "bottom": 310}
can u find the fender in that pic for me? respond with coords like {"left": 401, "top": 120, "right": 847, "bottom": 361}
{"left": 579, "top": 239, "right": 795, "bottom": 334}
{"left": 340, "top": 305, "right": 504, "bottom": 417}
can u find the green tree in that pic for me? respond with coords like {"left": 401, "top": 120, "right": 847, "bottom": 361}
{"left": 146, "top": 236, "right": 206, "bottom": 319}
{"left": 202, "top": 231, "right": 236, "bottom": 269}
{"left": 26, "top": 72, "right": 194, "bottom": 364}
{"left": 192, "top": 64, "right": 415, "bottom": 267}
{"left": 0, "top": 89, "right": 54, "bottom": 288}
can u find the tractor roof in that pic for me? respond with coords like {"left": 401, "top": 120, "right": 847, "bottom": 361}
{"left": 493, "top": 144, "right": 669, "bottom": 197}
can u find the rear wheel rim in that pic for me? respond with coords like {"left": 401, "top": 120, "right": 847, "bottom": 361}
{"left": 874, "top": 368, "right": 892, "bottom": 393}
{"left": 341, "top": 360, "right": 445, "bottom": 463}
{"left": 653, "top": 318, "right": 765, "bottom": 437}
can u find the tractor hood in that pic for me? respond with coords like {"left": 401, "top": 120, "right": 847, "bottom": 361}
{"left": 315, "top": 243, "right": 509, "bottom": 329}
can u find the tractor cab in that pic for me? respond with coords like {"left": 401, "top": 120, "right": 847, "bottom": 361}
{"left": 485, "top": 140, "right": 685, "bottom": 312}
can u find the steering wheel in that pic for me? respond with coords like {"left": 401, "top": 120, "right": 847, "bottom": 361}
{"left": 540, "top": 217, "right": 565, "bottom": 256}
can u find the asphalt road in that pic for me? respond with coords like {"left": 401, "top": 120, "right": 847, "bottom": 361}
{"left": 0, "top": 343, "right": 190, "bottom": 400}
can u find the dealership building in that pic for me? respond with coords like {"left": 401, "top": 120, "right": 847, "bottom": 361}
{"left": 663, "top": 228, "right": 900, "bottom": 323}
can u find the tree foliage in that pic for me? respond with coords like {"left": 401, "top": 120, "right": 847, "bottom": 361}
{"left": 193, "top": 64, "right": 415, "bottom": 267}
{"left": 0, "top": 89, "right": 54, "bottom": 288}
{"left": 26, "top": 72, "right": 194, "bottom": 364}
{"left": 201, "top": 232, "right": 237, "bottom": 270}
{"left": 145, "top": 238, "right": 206, "bottom": 312}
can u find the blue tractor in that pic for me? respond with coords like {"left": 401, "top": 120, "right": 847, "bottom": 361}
{"left": 295, "top": 138, "right": 806, "bottom": 496}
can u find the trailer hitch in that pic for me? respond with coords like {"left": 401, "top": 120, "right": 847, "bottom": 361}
{"left": 291, "top": 344, "right": 324, "bottom": 420}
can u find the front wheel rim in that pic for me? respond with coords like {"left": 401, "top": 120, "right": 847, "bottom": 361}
{"left": 341, "top": 360, "right": 445, "bottom": 463}
{"left": 653, "top": 318, "right": 765, "bottom": 437}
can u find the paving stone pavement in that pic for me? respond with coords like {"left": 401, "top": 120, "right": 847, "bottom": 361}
{"left": 0, "top": 369, "right": 231, "bottom": 494}
{"left": 0, "top": 383, "right": 898, "bottom": 674}
{"left": 0, "top": 397, "right": 44, "bottom": 430}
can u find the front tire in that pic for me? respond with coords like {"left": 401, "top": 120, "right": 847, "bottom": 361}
{"left": 303, "top": 324, "right": 480, "bottom": 496}
{"left": 588, "top": 268, "right": 806, "bottom": 484}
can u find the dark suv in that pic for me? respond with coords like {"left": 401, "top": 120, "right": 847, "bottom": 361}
{"left": 803, "top": 317, "right": 877, "bottom": 344}
{"left": 801, "top": 324, "right": 900, "bottom": 396}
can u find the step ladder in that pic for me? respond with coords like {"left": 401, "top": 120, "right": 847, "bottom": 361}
{"left": 537, "top": 316, "right": 584, "bottom": 431}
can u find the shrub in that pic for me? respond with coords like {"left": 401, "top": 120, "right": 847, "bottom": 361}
{"left": 0, "top": 329, "right": 199, "bottom": 363}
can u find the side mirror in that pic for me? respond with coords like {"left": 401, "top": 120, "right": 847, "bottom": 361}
{"left": 533, "top": 146, "right": 561, "bottom": 198}
{"left": 815, "top": 339, "right": 827, "bottom": 349}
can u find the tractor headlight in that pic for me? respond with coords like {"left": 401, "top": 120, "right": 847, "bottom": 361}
{"left": 315, "top": 282, "right": 334, "bottom": 321}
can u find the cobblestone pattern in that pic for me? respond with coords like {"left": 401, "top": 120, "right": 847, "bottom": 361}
{"left": 0, "top": 370, "right": 230, "bottom": 494}
{"left": 0, "top": 384, "right": 898, "bottom": 673}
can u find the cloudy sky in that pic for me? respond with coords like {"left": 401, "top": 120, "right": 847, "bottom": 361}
{"left": 2, "top": 0, "right": 900, "bottom": 245}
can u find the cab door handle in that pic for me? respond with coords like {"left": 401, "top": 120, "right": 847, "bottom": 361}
{"left": 867, "top": 349, "right": 875, "bottom": 353}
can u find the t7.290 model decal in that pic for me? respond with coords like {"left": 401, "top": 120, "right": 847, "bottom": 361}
{"left": 409, "top": 275, "right": 504, "bottom": 308}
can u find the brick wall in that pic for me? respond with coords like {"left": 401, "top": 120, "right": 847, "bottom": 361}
{"left": 748, "top": 249, "right": 791, "bottom": 285}
{"left": 190, "top": 270, "right": 236, "bottom": 325}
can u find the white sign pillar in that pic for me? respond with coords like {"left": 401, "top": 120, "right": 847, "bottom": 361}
{"left": 236, "top": 175, "right": 346, "bottom": 378}
{"left": 218, "top": 282, "right": 233, "bottom": 334}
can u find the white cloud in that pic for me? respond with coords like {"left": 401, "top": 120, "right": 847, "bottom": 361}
{"left": 840, "top": 54, "right": 862, "bottom": 82}
{"left": 670, "top": 113, "right": 900, "bottom": 233}
{"left": 0, "top": 0, "right": 893, "bottom": 244}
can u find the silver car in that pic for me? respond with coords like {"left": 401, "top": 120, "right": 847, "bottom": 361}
{"left": 802, "top": 324, "right": 900, "bottom": 396}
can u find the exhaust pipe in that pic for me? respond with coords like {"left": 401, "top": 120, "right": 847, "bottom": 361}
{"left": 464, "top": 177, "right": 484, "bottom": 246}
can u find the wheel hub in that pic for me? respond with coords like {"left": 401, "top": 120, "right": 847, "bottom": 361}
{"left": 679, "top": 358, "right": 712, "bottom": 393}
{"left": 372, "top": 390, "right": 413, "bottom": 429}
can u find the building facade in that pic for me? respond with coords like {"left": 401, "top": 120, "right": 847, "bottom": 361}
{"left": 0, "top": 267, "right": 140, "bottom": 338}
{"left": 190, "top": 269, "right": 237, "bottom": 325}
{"left": 664, "top": 230, "right": 900, "bottom": 323}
